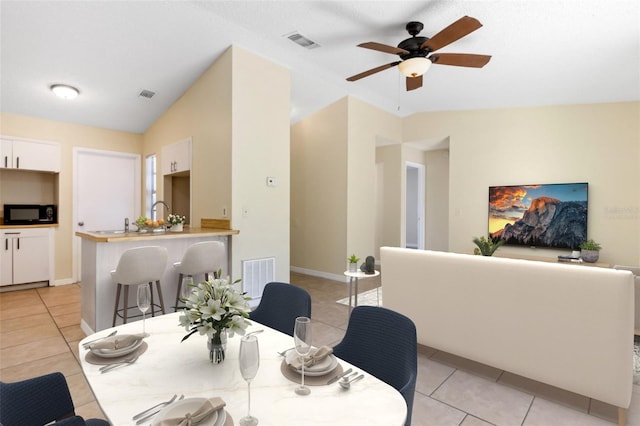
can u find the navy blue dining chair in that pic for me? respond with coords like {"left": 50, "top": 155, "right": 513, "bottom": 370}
{"left": 0, "top": 372, "right": 110, "bottom": 426}
{"left": 333, "top": 305, "right": 417, "bottom": 426}
{"left": 249, "top": 282, "right": 312, "bottom": 336}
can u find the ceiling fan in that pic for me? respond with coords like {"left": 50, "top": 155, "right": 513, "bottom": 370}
{"left": 346, "top": 16, "right": 491, "bottom": 91}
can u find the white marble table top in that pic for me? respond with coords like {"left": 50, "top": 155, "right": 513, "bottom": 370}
{"left": 343, "top": 270, "right": 380, "bottom": 279}
{"left": 79, "top": 312, "right": 407, "bottom": 426}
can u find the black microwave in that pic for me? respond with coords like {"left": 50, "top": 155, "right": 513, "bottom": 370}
{"left": 3, "top": 204, "right": 57, "bottom": 225}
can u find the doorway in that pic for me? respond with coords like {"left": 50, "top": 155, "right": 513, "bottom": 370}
{"left": 405, "top": 162, "right": 425, "bottom": 250}
{"left": 72, "top": 148, "right": 140, "bottom": 281}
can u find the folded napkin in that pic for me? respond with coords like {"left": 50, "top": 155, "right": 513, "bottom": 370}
{"left": 289, "top": 346, "right": 333, "bottom": 370}
{"left": 158, "top": 397, "right": 226, "bottom": 426}
{"left": 89, "top": 333, "right": 144, "bottom": 351}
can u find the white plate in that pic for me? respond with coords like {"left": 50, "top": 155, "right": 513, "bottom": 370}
{"left": 151, "top": 398, "right": 224, "bottom": 426}
{"left": 286, "top": 349, "right": 338, "bottom": 376}
{"left": 90, "top": 336, "right": 143, "bottom": 358}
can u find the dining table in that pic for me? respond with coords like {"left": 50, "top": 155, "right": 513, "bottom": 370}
{"left": 78, "top": 312, "right": 407, "bottom": 425}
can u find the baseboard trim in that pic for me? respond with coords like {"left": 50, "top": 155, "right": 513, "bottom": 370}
{"left": 80, "top": 319, "right": 95, "bottom": 336}
{"left": 290, "top": 266, "right": 348, "bottom": 284}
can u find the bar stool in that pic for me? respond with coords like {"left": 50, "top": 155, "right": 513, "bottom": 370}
{"left": 174, "top": 241, "right": 226, "bottom": 311}
{"left": 111, "top": 246, "right": 168, "bottom": 326}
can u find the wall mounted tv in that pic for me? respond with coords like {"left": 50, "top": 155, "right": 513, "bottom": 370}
{"left": 489, "top": 182, "right": 588, "bottom": 250}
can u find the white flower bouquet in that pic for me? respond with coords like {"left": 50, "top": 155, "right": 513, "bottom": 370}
{"left": 178, "top": 273, "right": 251, "bottom": 343}
{"left": 167, "top": 214, "right": 186, "bottom": 225}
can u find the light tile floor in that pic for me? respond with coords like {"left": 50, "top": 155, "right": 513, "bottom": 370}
{"left": 1, "top": 272, "right": 639, "bottom": 425}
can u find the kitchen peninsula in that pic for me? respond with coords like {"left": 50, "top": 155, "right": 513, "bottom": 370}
{"left": 76, "top": 220, "right": 238, "bottom": 334}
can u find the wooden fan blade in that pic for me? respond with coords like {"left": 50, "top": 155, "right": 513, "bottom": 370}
{"left": 406, "top": 75, "right": 423, "bottom": 91}
{"left": 430, "top": 53, "right": 491, "bottom": 68}
{"left": 421, "top": 16, "right": 483, "bottom": 52}
{"left": 346, "top": 61, "right": 401, "bottom": 82}
{"left": 358, "top": 42, "right": 409, "bottom": 55}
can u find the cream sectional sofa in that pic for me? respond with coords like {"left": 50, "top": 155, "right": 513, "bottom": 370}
{"left": 614, "top": 265, "right": 640, "bottom": 332}
{"left": 381, "top": 247, "right": 634, "bottom": 425}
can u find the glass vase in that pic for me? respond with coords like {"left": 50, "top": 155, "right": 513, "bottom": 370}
{"left": 207, "top": 329, "right": 227, "bottom": 364}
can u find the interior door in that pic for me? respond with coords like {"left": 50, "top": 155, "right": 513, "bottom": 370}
{"left": 73, "top": 148, "right": 140, "bottom": 281}
{"left": 405, "top": 162, "right": 425, "bottom": 250}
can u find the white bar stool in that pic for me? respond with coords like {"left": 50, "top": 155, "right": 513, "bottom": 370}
{"left": 173, "top": 241, "right": 226, "bottom": 311}
{"left": 111, "top": 246, "right": 168, "bottom": 326}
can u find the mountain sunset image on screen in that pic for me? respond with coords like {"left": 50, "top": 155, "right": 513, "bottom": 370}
{"left": 488, "top": 183, "right": 588, "bottom": 249}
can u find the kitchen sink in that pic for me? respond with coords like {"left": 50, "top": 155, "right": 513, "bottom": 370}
{"left": 92, "top": 230, "right": 126, "bottom": 235}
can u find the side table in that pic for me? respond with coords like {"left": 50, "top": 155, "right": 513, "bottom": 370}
{"left": 343, "top": 270, "right": 381, "bottom": 314}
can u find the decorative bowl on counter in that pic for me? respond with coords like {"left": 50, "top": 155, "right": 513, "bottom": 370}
{"left": 135, "top": 216, "right": 166, "bottom": 233}
{"left": 137, "top": 226, "right": 166, "bottom": 233}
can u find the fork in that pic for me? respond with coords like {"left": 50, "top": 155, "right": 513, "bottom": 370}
{"left": 277, "top": 347, "right": 294, "bottom": 356}
{"left": 132, "top": 394, "right": 178, "bottom": 420}
{"left": 135, "top": 394, "right": 184, "bottom": 424}
{"left": 99, "top": 354, "right": 139, "bottom": 373}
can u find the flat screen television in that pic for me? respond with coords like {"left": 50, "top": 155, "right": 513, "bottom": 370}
{"left": 488, "top": 182, "right": 588, "bottom": 250}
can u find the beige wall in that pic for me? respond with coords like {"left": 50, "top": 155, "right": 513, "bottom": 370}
{"left": 404, "top": 102, "right": 640, "bottom": 265}
{"left": 145, "top": 46, "right": 290, "bottom": 282}
{"left": 375, "top": 144, "right": 449, "bottom": 256}
{"left": 347, "top": 98, "right": 402, "bottom": 266}
{"left": 0, "top": 44, "right": 291, "bottom": 286}
{"left": 3, "top": 87, "right": 637, "bottom": 285}
{"left": 423, "top": 149, "right": 449, "bottom": 251}
{"left": 230, "top": 46, "right": 291, "bottom": 283}
{"left": 291, "top": 98, "right": 348, "bottom": 276}
{"left": 298, "top": 101, "right": 638, "bottom": 274}
{"left": 375, "top": 144, "right": 402, "bottom": 258}
{"left": 0, "top": 112, "right": 142, "bottom": 281}
{"left": 291, "top": 97, "right": 401, "bottom": 277}
{"left": 143, "top": 50, "right": 232, "bottom": 225}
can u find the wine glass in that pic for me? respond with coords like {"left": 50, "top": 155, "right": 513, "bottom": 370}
{"left": 181, "top": 276, "right": 194, "bottom": 304}
{"left": 136, "top": 284, "right": 151, "bottom": 337}
{"left": 238, "top": 334, "right": 260, "bottom": 426}
{"left": 293, "top": 316, "right": 311, "bottom": 396}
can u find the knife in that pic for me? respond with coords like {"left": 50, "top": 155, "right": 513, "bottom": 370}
{"left": 327, "top": 368, "right": 353, "bottom": 385}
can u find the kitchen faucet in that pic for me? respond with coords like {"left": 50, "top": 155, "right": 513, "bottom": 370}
{"left": 151, "top": 200, "right": 170, "bottom": 218}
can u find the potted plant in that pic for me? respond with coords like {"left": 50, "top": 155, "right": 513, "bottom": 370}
{"left": 579, "top": 239, "right": 601, "bottom": 263}
{"left": 167, "top": 214, "right": 186, "bottom": 232}
{"left": 347, "top": 254, "right": 360, "bottom": 273}
{"left": 472, "top": 236, "right": 505, "bottom": 256}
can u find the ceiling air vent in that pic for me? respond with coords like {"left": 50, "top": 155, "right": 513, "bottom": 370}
{"left": 139, "top": 89, "right": 156, "bottom": 99}
{"left": 286, "top": 32, "right": 320, "bottom": 50}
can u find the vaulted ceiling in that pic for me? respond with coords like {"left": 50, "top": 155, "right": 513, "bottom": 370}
{"left": 1, "top": 1, "right": 638, "bottom": 134}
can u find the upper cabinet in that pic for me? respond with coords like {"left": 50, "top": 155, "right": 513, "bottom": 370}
{"left": 162, "top": 137, "right": 192, "bottom": 176}
{"left": 1, "top": 137, "right": 61, "bottom": 172}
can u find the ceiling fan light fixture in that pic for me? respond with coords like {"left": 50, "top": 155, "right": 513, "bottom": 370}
{"left": 50, "top": 84, "right": 79, "bottom": 99}
{"left": 398, "top": 57, "right": 432, "bottom": 78}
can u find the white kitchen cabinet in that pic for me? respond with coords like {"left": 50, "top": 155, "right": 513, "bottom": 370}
{"left": 0, "top": 228, "right": 51, "bottom": 286}
{"left": 162, "top": 137, "right": 191, "bottom": 175}
{"left": 0, "top": 137, "right": 61, "bottom": 172}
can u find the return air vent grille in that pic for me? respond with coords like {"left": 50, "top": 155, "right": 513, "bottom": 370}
{"left": 286, "top": 32, "right": 321, "bottom": 49}
{"left": 139, "top": 89, "right": 156, "bottom": 98}
{"left": 242, "top": 257, "right": 275, "bottom": 306}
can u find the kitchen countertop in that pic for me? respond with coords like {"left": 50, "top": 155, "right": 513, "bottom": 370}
{"left": 75, "top": 226, "right": 238, "bottom": 243}
{"left": 0, "top": 223, "right": 59, "bottom": 229}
